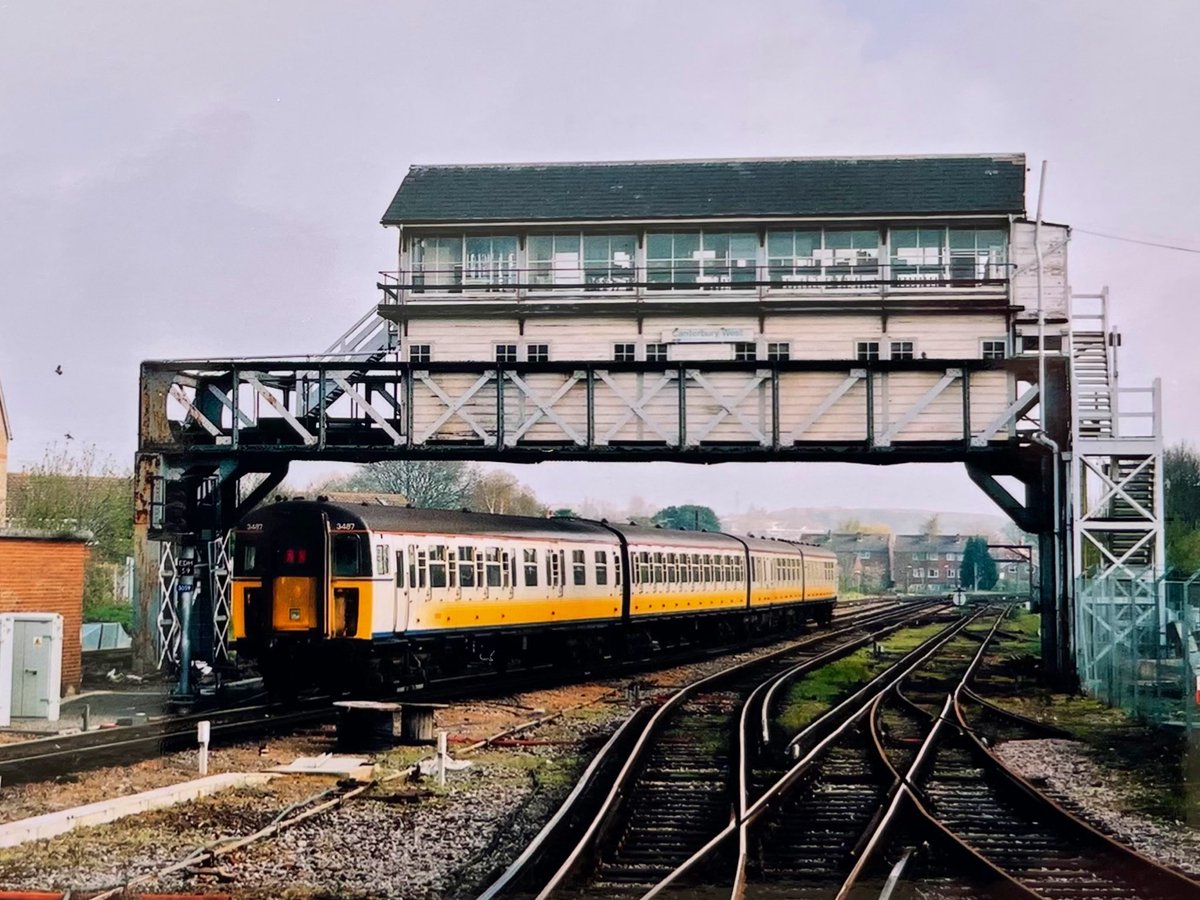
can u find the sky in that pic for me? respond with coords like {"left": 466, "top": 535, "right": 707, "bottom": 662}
{"left": 1, "top": 0, "right": 1198, "bottom": 518}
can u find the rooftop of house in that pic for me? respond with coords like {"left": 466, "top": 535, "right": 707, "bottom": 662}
{"left": 382, "top": 154, "right": 1028, "bottom": 225}
{"left": 894, "top": 533, "right": 977, "bottom": 553}
{"left": 0, "top": 375, "right": 10, "bottom": 442}
{"left": 812, "top": 531, "right": 893, "bottom": 553}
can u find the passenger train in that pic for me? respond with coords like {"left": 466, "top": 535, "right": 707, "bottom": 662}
{"left": 230, "top": 498, "right": 837, "bottom": 691}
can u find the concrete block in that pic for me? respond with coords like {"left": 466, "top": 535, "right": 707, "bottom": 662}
{"left": 0, "top": 772, "right": 275, "bottom": 848}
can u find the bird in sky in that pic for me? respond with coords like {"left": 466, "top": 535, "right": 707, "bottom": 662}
{"left": 54, "top": 365, "right": 63, "bottom": 375}
{"left": 64, "top": 433, "right": 73, "bottom": 440}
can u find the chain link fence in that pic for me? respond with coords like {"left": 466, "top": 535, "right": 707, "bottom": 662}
{"left": 1075, "top": 571, "right": 1200, "bottom": 730}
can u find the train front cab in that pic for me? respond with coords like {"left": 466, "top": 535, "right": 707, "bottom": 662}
{"left": 231, "top": 504, "right": 375, "bottom": 684}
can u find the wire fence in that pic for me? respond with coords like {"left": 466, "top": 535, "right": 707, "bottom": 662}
{"left": 1075, "top": 570, "right": 1200, "bottom": 731}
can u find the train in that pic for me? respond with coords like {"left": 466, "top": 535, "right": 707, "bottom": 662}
{"left": 230, "top": 498, "right": 838, "bottom": 692}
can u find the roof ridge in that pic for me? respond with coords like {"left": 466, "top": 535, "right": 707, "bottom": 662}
{"left": 407, "top": 153, "right": 1027, "bottom": 171}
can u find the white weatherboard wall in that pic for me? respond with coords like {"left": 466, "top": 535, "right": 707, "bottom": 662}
{"left": 1, "top": 612, "right": 63, "bottom": 722}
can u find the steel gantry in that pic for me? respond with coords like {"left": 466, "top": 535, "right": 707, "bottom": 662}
{"left": 134, "top": 318, "right": 1082, "bottom": 684}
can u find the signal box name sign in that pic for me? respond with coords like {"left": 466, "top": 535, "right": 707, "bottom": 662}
{"left": 670, "top": 327, "right": 754, "bottom": 343}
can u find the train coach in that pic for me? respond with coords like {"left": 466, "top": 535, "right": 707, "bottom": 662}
{"left": 230, "top": 498, "right": 836, "bottom": 691}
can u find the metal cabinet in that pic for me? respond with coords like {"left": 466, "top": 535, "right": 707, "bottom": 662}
{"left": 0, "top": 613, "right": 62, "bottom": 725}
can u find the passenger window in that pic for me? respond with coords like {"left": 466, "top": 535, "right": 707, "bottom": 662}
{"left": 573, "top": 549, "right": 587, "bottom": 585}
{"left": 395, "top": 550, "right": 404, "bottom": 588}
{"left": 595, "top": 550, "right": 608, "bottom": 585}
{"left": 428, "top": 546, "right": 448, "bottom": 589}
{"left": 458, "top": 546, "right": 476, "bottom": 587}
{"left": 485, "top": 548, "right": 503, "bottom": 587}
{"left": 614, "top": 554, "right": 622, "bottom": 586}
{"left": 667, "top": 553, "right": 677, "bottom": 584}
{"left": 653, "top": 552, "right": 664, "bottom": 584}
{"left": 524, "top": 548, "right": 538, "bottom": 587}
{"left": 376, "top": 545, "right": 389, "bottom": 576}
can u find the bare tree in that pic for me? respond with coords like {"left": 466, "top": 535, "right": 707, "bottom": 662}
{"left": 335, "top": 460, "right": 476, "bottom": 509}
{"left": 468, "top": 470, "right": 545, "bottom": 516}
{"left": 920, "top": 513, "right": 941, "bottom": 538}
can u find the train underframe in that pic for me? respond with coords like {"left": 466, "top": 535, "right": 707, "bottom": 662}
{"left": 245, "top": 599, "right": 836, "bottom": 697}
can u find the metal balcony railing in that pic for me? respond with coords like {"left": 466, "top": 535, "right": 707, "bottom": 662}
{"left": 378, "top": 260, "right": 1013, "bottom": 301}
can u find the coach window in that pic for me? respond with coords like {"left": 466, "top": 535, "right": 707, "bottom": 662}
{"left": 409, "top": 546, "right": 426, "bottom": 589}
{"left": 653, "top": 552, "right": 665, "bottom": 584}
{"left": 614, "top": 554, "right": 622, "bottom": 586}
{"left": 376, "top": 545, "right": 389, "bottom": 576}
{"left": 666, "top": 553, "right": 677, "bottom": 584}
{"left": 572, "top": 549, "right": 588, "bottom": 585}
{"left": 485, "top": 548, "right": 503, "bottom": 587}
{"left": 458, "top": 546, "right": 476, "bottom": 588}
{"left": 395, "top": 551, "right": 405, "bottom": 587}
{"left": 428, "top": 546, "right": 449, "bottom": 588}
{"left": 523, "top": 548, "right": 538, "bottom": 586}
{"left": 235, "top": 541, "right": 259, "bottom": 576}
{"left": 595, "top": 550, "right": 609, "bottom": 585}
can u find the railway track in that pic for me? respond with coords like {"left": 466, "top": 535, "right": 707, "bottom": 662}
{"left": 0, "top": 598, "right": 922, "bottom": 787}
{"left": 481, "top": 607, "right": 1200, "bottom": 900}
{"left": 477, "top": 601, "right": 956, "bottom": 899}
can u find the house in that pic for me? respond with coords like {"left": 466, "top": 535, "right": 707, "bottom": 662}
{"left": 811, "top": 531, "right": 893, "bottom": 592}
{"left": 894, "top": 533, "right": 975, "bottom": 593}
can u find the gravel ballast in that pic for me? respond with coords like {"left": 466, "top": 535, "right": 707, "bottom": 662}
{"left": 996, "top": 738, "right": 1200, "bottom": 878}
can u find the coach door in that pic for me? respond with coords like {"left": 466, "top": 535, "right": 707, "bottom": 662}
{"left": 393, "top": 546, "right": 410, "bottom": 632}
{"left": 408, "top": 543, "right": 432, "bottom": 608}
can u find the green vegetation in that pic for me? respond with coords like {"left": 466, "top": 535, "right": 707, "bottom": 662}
{"left": 777, "top": 649, "right": 880, "bottom": 734}
{"left": 960, "top": 536, "right": 999, "bottom": 590}
{"left": 652, "top": 504, "right": 721, "bottom": 531}
{"left": 1166, "top": 443, "right": 1200, "bottom": 574}
{"left": 9, "top": 443, "right": 134, "bottom": 620}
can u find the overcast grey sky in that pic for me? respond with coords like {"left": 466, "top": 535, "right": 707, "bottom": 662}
{"left": 1, "top": 1, "right": 1197, "bottom": 516}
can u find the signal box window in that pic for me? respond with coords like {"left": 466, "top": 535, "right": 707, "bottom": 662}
{"left": 409, "top": 344, "right": 431, "bottom": 363}
{"left": 1020, "top": 335, "right": 1063, "bottom": 353}
{"left": 645, "top": 343, "right": 668, "bottom": 363}
{"left": 890, "top": 341, "right": 915, "bottom": 360}
{"left": 982, "top": 340, "right": 1006, "bottom": 360}
{"left": 734, "top": 342, "right": 757, "bottom": 362}
{"left": 495, "top": 344, "right": 518, "bottom": 363}
{"left": 614, "top": 343, "right": 637, "bottom": 362}
{"left": 526, "top": 344, "right": 549, "bottom": 363}
{"left": 856, "top": 341, "right": 880, "bottom": 362}
{"left": 767, "top": 342, "right": 790, "bottom": 361}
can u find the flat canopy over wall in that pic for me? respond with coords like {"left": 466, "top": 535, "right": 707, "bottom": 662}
{"left": 382, "top": 154, "right": 1027, "bottom": 225}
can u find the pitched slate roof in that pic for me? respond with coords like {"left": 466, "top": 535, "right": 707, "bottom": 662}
{"left": 382, "top": 154, "right": 1026, "bottom": 225}
{"left": 0, "top": 375, "right": 10, "bottom": 441}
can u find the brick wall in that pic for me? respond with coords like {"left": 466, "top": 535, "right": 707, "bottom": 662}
{"left": 0, "top": 535, "right": 88, "bottom": 691}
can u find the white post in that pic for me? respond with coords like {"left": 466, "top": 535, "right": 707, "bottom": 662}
{"left": 437, "top": 729, "right": 448, "bottom": 787}
{"left": 197, "top": 720, "right": 211, "bottom": 776}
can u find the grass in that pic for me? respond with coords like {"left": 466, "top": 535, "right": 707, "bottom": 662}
{"left": 777, "top": 649, "right": 881, "bottom": 734}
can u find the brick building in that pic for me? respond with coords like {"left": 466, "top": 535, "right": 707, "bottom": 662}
{"left": 812, "top": 532, "right": 893, "bottom": 592}
{"left": 0, "top": 530, "right": 89, "bottom": 690}
{"left": 894, "top": 534, "right": 974, "bottom": 593}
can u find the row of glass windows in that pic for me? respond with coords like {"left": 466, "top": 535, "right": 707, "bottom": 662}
{"left": 400, "top": 544, "right": 621, "bottom": 591}
{"left": 409, "top": 227, "right": 1009, "bottom": 288}
{"left": 405, "top": 339, "right": 1006, "bottom": 364}
{"left": 633, "top": 550, "right": 745, "bottom": 586}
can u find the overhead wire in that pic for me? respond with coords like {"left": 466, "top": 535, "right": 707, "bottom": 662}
{"left": 1073, "top": 227, "right": 1200, "bottom": 255}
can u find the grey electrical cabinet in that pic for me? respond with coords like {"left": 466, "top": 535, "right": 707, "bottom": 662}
{"left": 0, "top": 613, "right": 63, "bottom": 725}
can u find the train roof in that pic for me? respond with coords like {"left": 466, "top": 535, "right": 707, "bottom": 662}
{"left": 238, "top": 500, "right": 836, "bottom": 559}
{"left": 240, "top": 500, "right": 617, "bottom": 541}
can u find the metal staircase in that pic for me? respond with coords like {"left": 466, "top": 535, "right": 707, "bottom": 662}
{"left": 1071, "top": 288, "right": 1166, "bottom": 692}
{"left": 300, "top": 306, "right": 397, "bottom": 415}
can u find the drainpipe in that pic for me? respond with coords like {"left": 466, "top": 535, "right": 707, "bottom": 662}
{"left": 1032, "top": 160, "right": 1066, "bottom": 671}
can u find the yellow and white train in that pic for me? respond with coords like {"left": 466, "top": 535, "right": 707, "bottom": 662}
{"left": 230, "top": 498, "right": 836, "bottom": 690}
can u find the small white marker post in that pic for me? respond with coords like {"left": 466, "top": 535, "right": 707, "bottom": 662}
{"left": 197, "top": 720, "right": 211, "bottom": 776}
{"left": 436, "top": 729, "right": 448, "bottom": 787}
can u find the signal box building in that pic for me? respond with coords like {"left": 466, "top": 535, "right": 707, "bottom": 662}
{"left": 376, "top": 154, "right": 1067, "bottom": 449}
